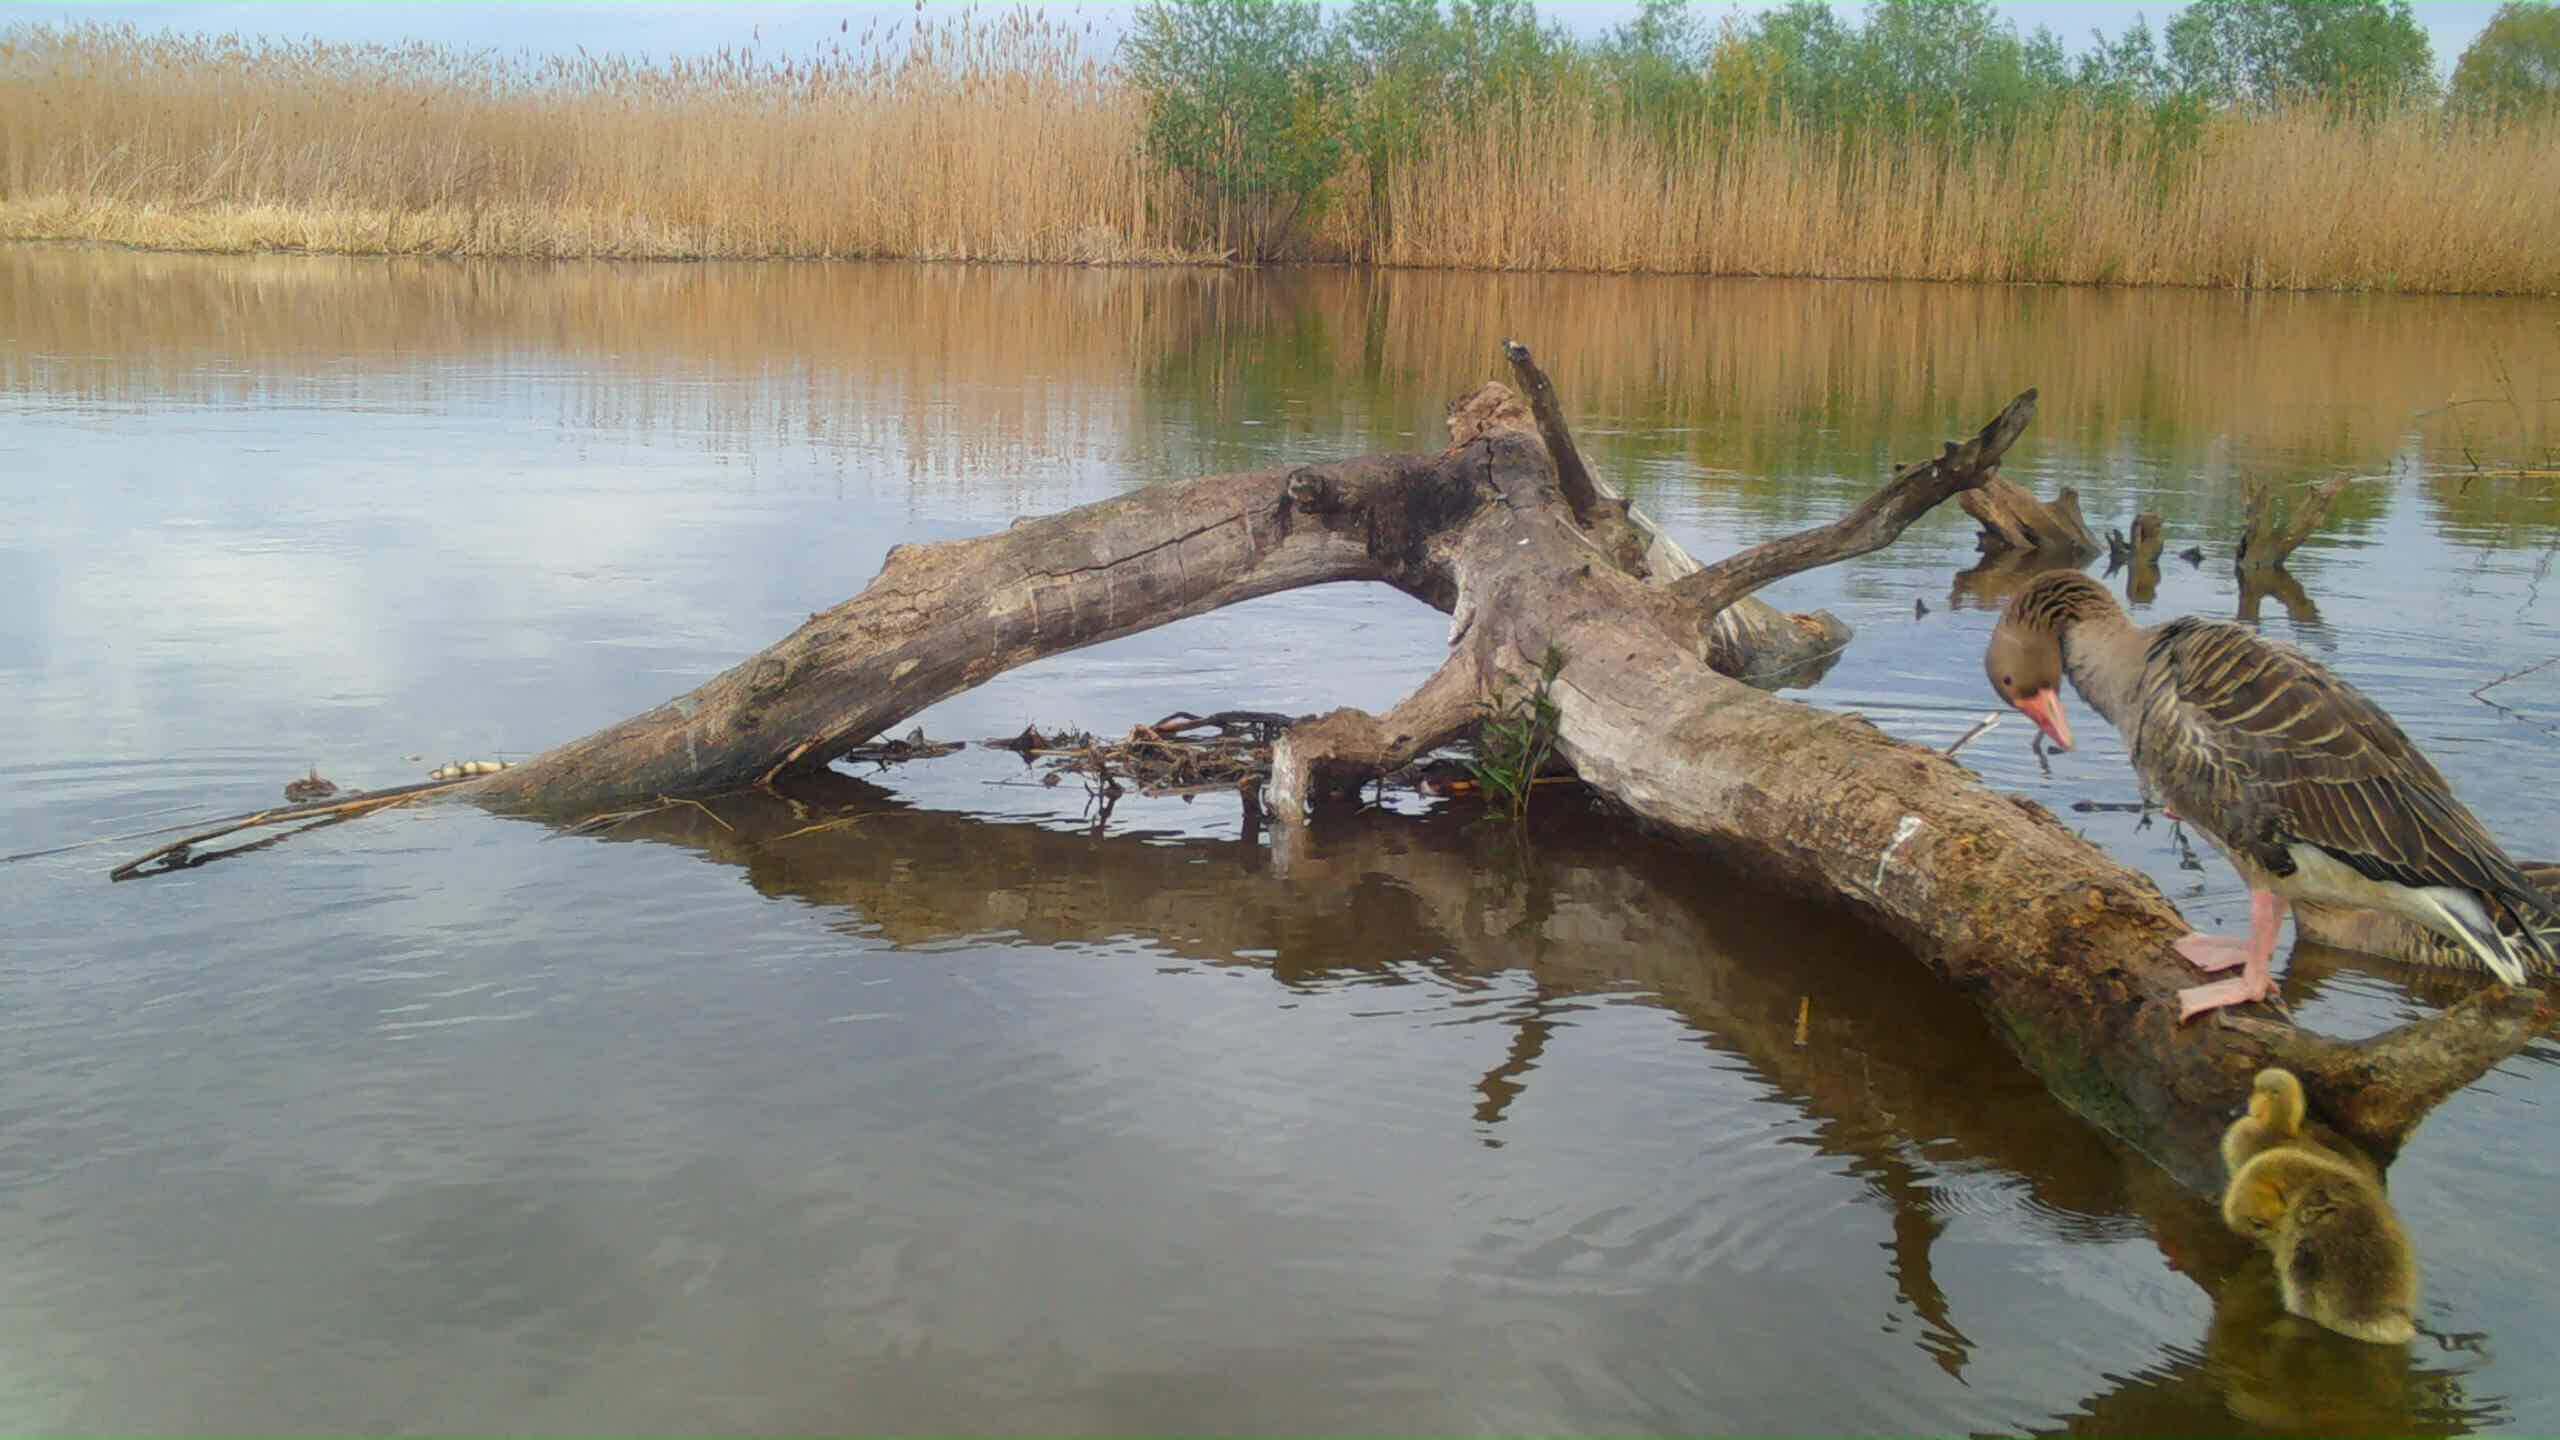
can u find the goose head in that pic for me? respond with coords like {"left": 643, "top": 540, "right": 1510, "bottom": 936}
{"left": 1984, "top": 570, "right": 2122, "bottom": 752}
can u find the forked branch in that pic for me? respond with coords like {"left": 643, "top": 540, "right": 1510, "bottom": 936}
{"left": 1670, "top": 389, "right": 2039, "bottom": 627}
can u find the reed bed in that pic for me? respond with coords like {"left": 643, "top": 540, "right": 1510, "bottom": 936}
{"left": 5, "top": 19, "right": 2559, "bottom": 293}
{"left": 0, "top": 16, "right": 1202, "bottom": 263}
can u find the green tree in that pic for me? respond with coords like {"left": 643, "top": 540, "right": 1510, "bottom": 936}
{"left": 1333, "top": 0, "right": 1564, "bottom": 243}
{"left": 2451, "top": 0, "right": 2560, "bottom": 121}
{"left": 1749, "top": 0, "right": 1866, "bottom": 126}
{"left": 1122, "top": 0, "right": 1347, "bottom": 262}
{"left": 2163, "top": 0, "right": 2437, "bottom": 107}
{"left": 2075, "top": 14, "right": 2170, "bottom": 106}
{"left": 1599, "top": 0, "right": 1711, "bottom": 136}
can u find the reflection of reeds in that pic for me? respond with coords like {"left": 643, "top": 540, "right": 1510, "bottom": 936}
{"left": 1, "top": 246, "right": 2552, "bottom": 541}
{"left": 5, "top": 22, "right": 2560, "bottom": 293}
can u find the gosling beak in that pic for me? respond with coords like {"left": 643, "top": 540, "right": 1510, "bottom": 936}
{"left": 2014, "top": 688, "right": 2074, "bottom": 751}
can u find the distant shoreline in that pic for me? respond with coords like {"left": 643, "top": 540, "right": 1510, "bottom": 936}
{"left": 10, "top": 207, "right": 2556, "bottom": 300}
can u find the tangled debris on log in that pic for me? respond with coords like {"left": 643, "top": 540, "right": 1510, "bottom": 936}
{"left": 992, "top": 711, "right": 1298, "bottom": 799}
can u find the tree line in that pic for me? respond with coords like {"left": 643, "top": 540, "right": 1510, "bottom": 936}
{"left": 1124, "top": 0, "right": 2560, "bottom": 259}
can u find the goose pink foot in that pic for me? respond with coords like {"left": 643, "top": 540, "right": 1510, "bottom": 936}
{"left": 2174, "top": 934, "right": 2253, "bottom": 972}
{"left": 2175, "top": 890, "right": 2290, "bottom": 1023}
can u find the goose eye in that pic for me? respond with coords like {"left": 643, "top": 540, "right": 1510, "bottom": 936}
{"left": 2000, "top": 673, "right": 2013, "bottom": 689}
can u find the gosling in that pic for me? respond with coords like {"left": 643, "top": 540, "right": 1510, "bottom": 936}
{"left": 2221, "top": 1068, "right": 2419, "bottom": 1346}
{"left": 2221, "top": 1068, "right": 2378, "bottom": 1184}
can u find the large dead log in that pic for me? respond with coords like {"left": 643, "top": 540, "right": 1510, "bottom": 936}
{"left": 465, "top": 358, "right": 2544, "bottom": 1194}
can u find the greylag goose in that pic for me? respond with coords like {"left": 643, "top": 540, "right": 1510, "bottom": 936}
{"left": 1983, "top": 570, "right": 2557, "bottom": 1020}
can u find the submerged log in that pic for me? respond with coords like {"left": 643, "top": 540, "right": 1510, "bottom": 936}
{"left": 464, "top": 354, "right": 2542, "bottom": 1194}
{"left": 1962, "top": 473, "right": 2100, "bottom": 559}
{"left": 2125, "top": 511, "right": 2164, "bottom": 604}
{"left": 2236, "top": 474, "right": 2353, "bottom": 576}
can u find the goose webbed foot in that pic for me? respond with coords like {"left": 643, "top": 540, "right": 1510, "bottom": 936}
{"left": 2177, "top": 966, "right": 2281, "bottom": 1021}
{"left": 2173, "top": 890, "right": 2289, "bottom": 1024}
{"left": 2174, "top": 933, "right": 2254, "bottom": 972}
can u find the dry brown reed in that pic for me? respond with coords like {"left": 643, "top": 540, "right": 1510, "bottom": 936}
{"left": 0, "top": 16, "right": 1202, "bottom": 263}
{"left": 5, "top": 19, "right": 2559, "bottom": 293}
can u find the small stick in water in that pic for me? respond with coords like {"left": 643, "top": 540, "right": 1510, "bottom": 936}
{"left": 1944, "top": 712, "right": 2001, "bottom": 758}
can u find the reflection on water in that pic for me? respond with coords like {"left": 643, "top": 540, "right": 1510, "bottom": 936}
{"left": 1, "top": 247, "right": 2556, "bottom": 1433}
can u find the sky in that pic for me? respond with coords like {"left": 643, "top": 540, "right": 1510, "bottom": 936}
{"left": 0, "top": 1, "right": 2514, "bottom": 75}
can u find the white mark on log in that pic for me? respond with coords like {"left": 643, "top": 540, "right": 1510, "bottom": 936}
{"left": 1872, "top": 814, "right": 1925, "bottom": 892}
{"left": 892, "top": 658, "right": 918, "bottom": 682}
{"left": 687, "top": 732, "right": 700, "bottom": 771}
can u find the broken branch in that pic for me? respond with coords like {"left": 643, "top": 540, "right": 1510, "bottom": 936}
{"left": 1670, "top": 389, "right": 2037, "bottom": 626}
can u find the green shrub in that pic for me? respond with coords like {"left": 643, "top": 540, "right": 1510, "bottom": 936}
{"left": 1121, "top": 0, "right": 1347, "bottom": 261}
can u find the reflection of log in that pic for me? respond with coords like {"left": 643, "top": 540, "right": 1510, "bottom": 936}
{"left": 1961, "top": 473, "right": 2099, "bottom": 558}
{"left": 2236, "top": 565, "right": 2323, "bottom": 628}
{"left": 601, "top": 777, "right": 2166, "bottom": 1215}
{"left": 465, "top": 358, "right": 2540, "bottom": 1195}
{"left": 2235, "top": 475, "right": 2352, "bottom": 575}
{"left": 1948, "top": 549, "right": 2089, "bottom": 611}
{"left": 599, "top": 789, "right": 2491, "bottom": 1425}
{"left": 2111, "top": 512, "right": 2165, "bottom": 605}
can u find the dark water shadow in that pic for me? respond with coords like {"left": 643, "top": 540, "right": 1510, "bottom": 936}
{"left": 522, "top": 769, "right": 2492, "bottom": 1436}
{"left": 1951, "top": 550, "right": 2096, "bottom": 612}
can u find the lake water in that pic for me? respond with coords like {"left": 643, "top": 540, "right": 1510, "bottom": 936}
{"left": 2, "top": 247, "right": 2556, "bottom": 1434}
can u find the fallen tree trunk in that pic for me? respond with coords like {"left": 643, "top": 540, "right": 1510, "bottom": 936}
{"left": 466, "top": 353, "right": 2544, "bottom": 1195}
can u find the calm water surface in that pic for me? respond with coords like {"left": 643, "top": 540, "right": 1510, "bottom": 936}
{"left": 3, "top": 249, "right": 2557, "bottom": 1434}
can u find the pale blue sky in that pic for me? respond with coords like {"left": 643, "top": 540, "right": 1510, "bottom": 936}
{"left": 0, "top": 1, "right": 2513, "bottom": 74}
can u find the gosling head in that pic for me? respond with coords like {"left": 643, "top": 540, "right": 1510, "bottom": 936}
{"left": 2250, "top": 1067, "right": 2307, "bottom": 1138}
{"left": 1984, "top": 570, "right": 2121, "bottom": 752}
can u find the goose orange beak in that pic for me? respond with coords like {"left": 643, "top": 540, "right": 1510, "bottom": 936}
{"left": 2014, "top": 688, "right": 2074, "bottom": 751}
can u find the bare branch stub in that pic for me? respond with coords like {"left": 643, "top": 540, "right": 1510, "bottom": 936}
{"left": 1500, "top": 339, "right": 1651, "bottom": 579}
{"left": 1669, "top": 388, "right": 2039, "bottom": 629}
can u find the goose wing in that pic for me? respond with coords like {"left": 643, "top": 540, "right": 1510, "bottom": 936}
{"left": 2134, "top": 619, "right": 2544, "bottom": 917}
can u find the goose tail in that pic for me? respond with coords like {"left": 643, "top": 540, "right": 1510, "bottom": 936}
{"left": 2495, "top": 876, "right": 2560, "bottom": 977}
{"left": 2416, "top": 889, "right": 2531, "bottom": 986}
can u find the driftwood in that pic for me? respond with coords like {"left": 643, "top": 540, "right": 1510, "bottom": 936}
{"left": 2109, "top": 512, "right": 2166, "bottom": 604}
{"left": 105, "top": 777, "right": 471, "bottom": 880}
{"left": 1962, "top": 473, "right": 2100, "bottom": 558}
{"left": 2236, "top": 474, "right": 2353, "bottom": 575}
{"left": 433, "top": 356, "right": 2545, "bottom": 1193}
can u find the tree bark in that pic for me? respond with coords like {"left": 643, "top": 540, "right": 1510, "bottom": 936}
{"left": 464, "top": 360, "right": 2544, "bottom": 1195}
